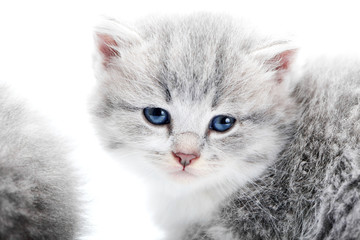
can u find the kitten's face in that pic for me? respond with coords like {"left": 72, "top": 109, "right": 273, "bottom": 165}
{"left": 92, "top": 15, "right": 296, "bottom": 188}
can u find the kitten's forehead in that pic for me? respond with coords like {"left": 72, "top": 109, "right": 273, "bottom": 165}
{"left": 137, "top": 14, "right": 282, "bottom": 110}
{"left": 140, "top": 14, "right": 258, "bottom": 104}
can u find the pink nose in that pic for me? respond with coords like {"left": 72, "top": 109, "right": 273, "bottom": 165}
{"left": 172, "top": 152, "right": 199, "bottom": 170}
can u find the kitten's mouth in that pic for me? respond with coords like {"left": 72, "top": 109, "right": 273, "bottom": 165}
{"left": 161, "top": 152, "right": 201, "bottom": 180}
{"left": 172, "top": 169, "right": 193, "bottom": 175}
{"left": 169, "top": 169, "right": 196, "bottom": 180}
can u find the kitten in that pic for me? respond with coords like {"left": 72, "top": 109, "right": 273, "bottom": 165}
{"left": 0, "top": 85, "right": 81, "bottom": 239}
{"left": 91, "top": 14, "right": 360, "bottom": 239}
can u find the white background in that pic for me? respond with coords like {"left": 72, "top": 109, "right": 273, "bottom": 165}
{"left": 0, "top": 1, "right": 359, "bottom": 239}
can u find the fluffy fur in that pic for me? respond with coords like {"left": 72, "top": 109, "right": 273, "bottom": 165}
{"left": 91, "top": 14, "right": 360, "bottom": 239}
{"left": 0, "top": 85, "right": 81, "bottom": 239}
{"left": 182, "top": 57, "right": 360, "bottom": 240}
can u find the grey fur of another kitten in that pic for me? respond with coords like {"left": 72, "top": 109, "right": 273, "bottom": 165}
{"left": 0, "top": 86, "right": 82, "bottom": 240}
{"left": 91, "top": 13, "right": 360, "bottom": 240}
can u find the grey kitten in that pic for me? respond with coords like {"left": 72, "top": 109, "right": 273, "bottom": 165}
{"left": 91, "top": 13, "right": 360, "bottom": 239}
{"left": 0, "top": 85, "right": 81, "bottom": 239}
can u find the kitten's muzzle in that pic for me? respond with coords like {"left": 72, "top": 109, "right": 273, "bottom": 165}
{"left": 172, "top": 152, "right": 200, "bottom": 170}
{"left": 172, "top": 132, "right": 201, "bottom": 170}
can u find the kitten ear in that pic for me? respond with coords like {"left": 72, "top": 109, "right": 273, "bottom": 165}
{"left": 253, "top": 43, "right": 297, "bottom": 83}
{"left": 271, "top": 49, "right": 296, "bottom": 72}
{"left": 94, "top": 18, "right": 143, "bottom": 67}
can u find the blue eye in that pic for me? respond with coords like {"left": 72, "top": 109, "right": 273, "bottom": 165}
{"left": 210, "top": 115, "right": 236, "bottom": 132}
{"left": 143, "top": 107, "right": 170, "bottom": 125}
